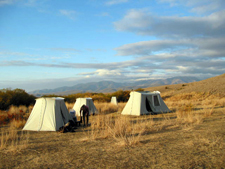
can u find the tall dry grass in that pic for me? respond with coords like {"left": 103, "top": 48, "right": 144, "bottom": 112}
{"left": 0, "top": 105, "right": 30, "bottom": 152}
{"left": 84, "top": 114, "right": 148, "bottom": 146}
{"left": 10, "top": 119, "right": 27, "bottom": 129}
{"left": 94, "top": 102, "right": 118, "bottom": 114}
{"left": 108, "top": 115, "right": 148, "bottom": 146}
{"left": 164, "top": 92, "right": 224, "bottom": 108}
{"left": 8, "top": 105, "right": 33, "bottom": 114}
{"left": 0, "top": 125, "right": 29, "bottom": 152}
{"left": 90, "top": 102, "right": 129, "bottom": 144}
{"left": 175, "top": 102, "right": 203, "bottom": 124}
{"left": 0, "top": 105, "right": 32, "bottom": 126}
{"left": 65, "top": 102, "right": 126, "bottom": 115}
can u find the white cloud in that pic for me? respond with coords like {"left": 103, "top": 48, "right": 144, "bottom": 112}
{"left": 95, "top": 69, "right": 121, "bottom": 76}
{"left": 115, "top": 38, "right": 225, "bottom": 58}
{"left": 176, "top": 66, "right": 188, "bottom": 71}
{"left": 191, "top": 3, "right": 220, "bottom": 14}
{"left": 114, "top": 9, "right": 225, "bottom": 38}
{"left": 115, "top": 39, "right": 194, "bottom": 56}
{"left": 59, "top": 9, "right": 77, "bottom": 20}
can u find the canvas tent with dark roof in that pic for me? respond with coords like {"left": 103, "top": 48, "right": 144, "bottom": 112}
{"left": 121, "top": 91, "right": 170, "bottom": 116}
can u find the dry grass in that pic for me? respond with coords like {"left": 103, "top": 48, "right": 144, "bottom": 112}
{"left": 9, "top": 119, "right": 27, "bottom": 129}
{"left": 106, "top": 115, "right": 145, "bottom": 146}
{"left": 0, "top": 91, "right": 225, "bottom": 168}
{"left": 0, "top": 106, "right": 30, "bottom": 153}
{"left": 0, "top": 125, "right": 29, "bottom": 152}
{"left": 8, "top": 105, "right": 33, "bottom": 114}
{"left": 94, "top": 102, "right": 126, "bottom": 114}
{"left": 65, "top": 101, "right": 126, "bottom": 115}
{"left": 0, "top": 105, "right": 31, "bottom": 126}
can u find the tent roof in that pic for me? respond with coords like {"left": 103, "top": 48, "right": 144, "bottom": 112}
{"left": 131, "top": 91, "right": 160, "bottom": 95}
{"left": 36, "top": 97, "right": 65, "bottom": 101}
{"left": 76, "top": 97, "right": 93, "bottom": 100}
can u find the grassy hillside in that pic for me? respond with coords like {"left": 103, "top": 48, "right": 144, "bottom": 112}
{"left": 145, "top": 73, "right": 225, "bottom": 96}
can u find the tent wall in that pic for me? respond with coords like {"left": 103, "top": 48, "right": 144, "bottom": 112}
{"left": 41, "top": 98, "right": 56, "bottom": 131}
{"left": 23, "top": 98, "right": 72, "bottom": 131}
{"left": 111, "top": 96, "right": 118, "bottom": 105}
{"left": 73, "top": 98, "right": 98, "bottom": 116}
{"left": 54, "top": 99, "right": 73, "bottom": 131}
{"left": 23, "top": 98, "right": 45, "bottom": 131}
{"left": 121, "top": 92, "right": 142, "bottom": 115}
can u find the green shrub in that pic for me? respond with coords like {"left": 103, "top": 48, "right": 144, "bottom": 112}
{"left": 0, "top": 88, "right": 36, "bottom": 110}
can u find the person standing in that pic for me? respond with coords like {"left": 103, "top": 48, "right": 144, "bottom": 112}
{"left": 80, "top": 104, "right": 89, "bottom": 126}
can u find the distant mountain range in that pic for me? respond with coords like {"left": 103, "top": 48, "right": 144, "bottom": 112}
{"left": 29, "top": 76, "right": 200, "bottom": 96}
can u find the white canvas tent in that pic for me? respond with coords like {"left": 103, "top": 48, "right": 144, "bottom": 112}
{"left": 23, "top": 97, "right": 73, "bottom": 131}
{"left": 73, "top": 98, "right": 98, "bottom": 116}
{"left": 111, "top": 96, "right": 118, "bottom": 105}
{"left": 121, "top": 91, "right": 170, "bottom": 116}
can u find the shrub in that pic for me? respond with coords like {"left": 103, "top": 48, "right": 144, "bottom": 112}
{"left": 0, "top": 105, "right": 30, "bottom": 126}
{"left": 63, "top": 90, "right": 131, "bottom": 103}
{"left": 0, "top": 88, "right": 35, "bottom": 110}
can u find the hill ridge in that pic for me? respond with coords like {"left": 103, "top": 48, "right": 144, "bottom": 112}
{"left": 145, "top": 73, "right": 225, "bottom": 96}
{"left": 29, "top": 76, "right": 200, "bottom": 96}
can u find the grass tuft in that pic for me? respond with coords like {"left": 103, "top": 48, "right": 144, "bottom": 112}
{"left": 0, "top": 127, "right": 29, "bottom": 152}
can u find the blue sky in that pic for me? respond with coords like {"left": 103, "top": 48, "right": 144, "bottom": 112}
{"left": 0, "top": 0, "right": 225, "bottom": 91}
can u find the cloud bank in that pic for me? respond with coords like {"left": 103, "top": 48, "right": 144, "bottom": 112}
{"left": 114, "top": 9, "right": 225, "bottom": 38}
{"left": 111, "top": 5, "right": 225, "bottom": 81}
